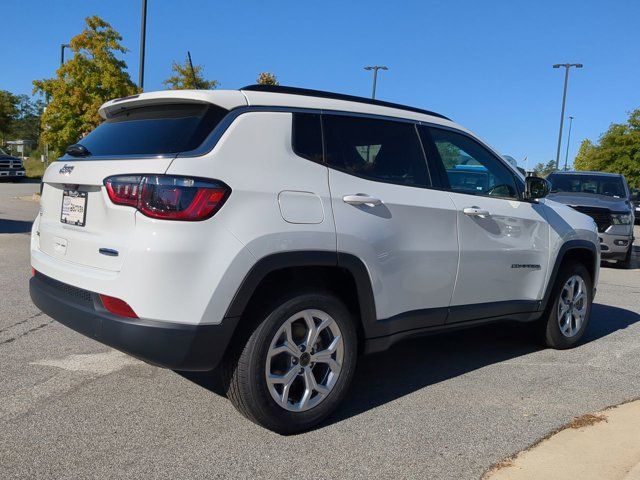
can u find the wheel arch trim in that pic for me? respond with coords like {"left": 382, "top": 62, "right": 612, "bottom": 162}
{"left": 541, "top": 239, "right": 598, "bottom": 311}
{"left": 224, "top": 251, "right": 378, "bottom": 331}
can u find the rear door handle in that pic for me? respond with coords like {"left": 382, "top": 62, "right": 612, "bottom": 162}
{"left": 463, "top": 206, "right": 490, "bottom": 218}
{"left": 343, "top": 194, "right": 383, "bottom": 207}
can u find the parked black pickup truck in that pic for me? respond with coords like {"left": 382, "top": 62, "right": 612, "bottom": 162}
{"left": 0, "top": 148, "right": 26, "bottom": 181}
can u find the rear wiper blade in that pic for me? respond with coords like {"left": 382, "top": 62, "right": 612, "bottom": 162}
{"left": 66, "top": 144, "right": 91, "bottom": 157}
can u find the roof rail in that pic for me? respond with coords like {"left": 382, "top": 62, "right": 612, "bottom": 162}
{"left": 241, "top": 84, "right": 450, "bottom": 120}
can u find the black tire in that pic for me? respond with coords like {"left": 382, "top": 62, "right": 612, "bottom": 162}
{"left": 221, "top": 290, "right": 358, "bottom": 434}
{"left": 618, "top": 246, "right": 633, "bottom": 269}
{"left": 542, "top": 262, "right": 593, "bottom": 349}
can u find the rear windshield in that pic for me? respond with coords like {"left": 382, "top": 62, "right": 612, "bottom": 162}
{"left": 66, "top": 103, "right": 227, "bottom": 158}
{"left": 547, "top": 173, "right": 626, "bottom": 198}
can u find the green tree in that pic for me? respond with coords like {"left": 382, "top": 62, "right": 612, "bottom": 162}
{"left": 163, "top": 55, "right": 219, "bottom": 90}
{"left": 435, "top": 142, "right": 462, "bottom": 169}
{"left": 574, "top": 108, "right": 640, "bottom": 188}
{"left": 33, "top": 16, "right": 138, "bottom": 155}
{"left": 532, "top": 160, "right": 557, "bottom": 177}
{"left": 256, "top": 72, "right": 279, "bottom": 86}
{"left": 0, "top": 90, "right": 18, "bottom": 143}
{"left": 10, "top": 95, "right": 44, "bottom": 143}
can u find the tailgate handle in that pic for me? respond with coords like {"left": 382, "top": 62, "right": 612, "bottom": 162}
{"left": 99, "top": 248, "right": 119, "bottom": 257}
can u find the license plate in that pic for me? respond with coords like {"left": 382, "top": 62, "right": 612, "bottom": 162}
{"left": 61, "top": 190, "right": 87, "bottom": 226}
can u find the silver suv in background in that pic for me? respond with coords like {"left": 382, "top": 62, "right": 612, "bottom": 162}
{"left": 547, "top": 171, "right": 635, "bottom": 268}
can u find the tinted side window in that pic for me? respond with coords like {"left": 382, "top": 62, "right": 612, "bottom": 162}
{"left": 428, "top": 128, "right": 518, "bottom": 199}
{"left": 292, "top": 113, "right": 323, "bottom": 163}
{"left": 323, "top": 115, "right": 430, "bottom": 187}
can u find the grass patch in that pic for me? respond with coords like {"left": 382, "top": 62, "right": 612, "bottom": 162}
{"left": 23, "top": 157, "right": 46, "bottom": 179}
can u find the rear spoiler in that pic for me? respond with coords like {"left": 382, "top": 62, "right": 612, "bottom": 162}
{"left": 98, "top": 90, "right": 247, "bottom": 119}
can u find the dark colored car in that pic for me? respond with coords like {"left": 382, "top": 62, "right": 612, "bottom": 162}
{"left": 0, "top": 148, "right": 26, "bottom": 181}
{"left": 547, "top": 171, "right": 635, "bottom": 268}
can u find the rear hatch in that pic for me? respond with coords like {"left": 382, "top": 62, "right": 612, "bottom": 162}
{"left": 37, "top": 96, "right": 238, "bottom": 271}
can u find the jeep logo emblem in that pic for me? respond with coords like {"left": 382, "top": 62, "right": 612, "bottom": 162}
{"left": 59, "top": 164, "right": 74, "bottom": 175}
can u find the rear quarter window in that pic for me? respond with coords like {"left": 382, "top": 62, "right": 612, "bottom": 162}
{"left": 292, "top": 113, "right": 323, "bottom": 163}
{"left": 67, "top": 103, "right": 228, "bottom": 158}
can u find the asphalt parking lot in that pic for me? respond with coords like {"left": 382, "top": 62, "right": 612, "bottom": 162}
{"left": 1, "top": 182, "right": 639, "bottom": 480}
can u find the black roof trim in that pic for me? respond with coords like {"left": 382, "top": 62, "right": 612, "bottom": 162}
{"left": 241, "top": 84, "right": 450, "bottom": 120}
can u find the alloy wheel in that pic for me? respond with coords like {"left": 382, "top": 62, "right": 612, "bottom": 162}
{"left": 557, "top": 275, "right": 588, "bottom": 338}
{"left": 265, "top": 309, "right": 344, "bottom": 412}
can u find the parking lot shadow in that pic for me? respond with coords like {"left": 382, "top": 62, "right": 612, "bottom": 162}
{"left": 179, "top": 303, "right": 639, "bottom": 431}
{"left": 0, "top": 218, "right": 33, "bottom": 234}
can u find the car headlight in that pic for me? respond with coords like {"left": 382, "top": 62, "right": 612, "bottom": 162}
{"left": 611, "top": 213, "right": 632, "bottom": 225}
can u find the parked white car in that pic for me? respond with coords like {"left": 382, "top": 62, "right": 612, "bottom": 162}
{"left": 30, "top": 85, "right": 599, "bottom": 433}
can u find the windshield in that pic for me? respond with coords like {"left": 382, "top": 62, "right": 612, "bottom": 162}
{"left": 547, "top": 173, "right": 626, "bottom": 198}
{"left": 64, "top": 103, "right": 228, "bottom": 159}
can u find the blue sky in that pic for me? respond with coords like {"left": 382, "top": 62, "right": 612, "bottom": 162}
{"left": 2, "top": 0, "right": 639, "bottom": 168}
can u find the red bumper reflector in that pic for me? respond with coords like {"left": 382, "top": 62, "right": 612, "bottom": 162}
{"left": 99, "top": 294, "right": 138, "bottom": 318}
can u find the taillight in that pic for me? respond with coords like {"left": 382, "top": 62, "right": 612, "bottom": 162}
{"left": 99, "top": 294, "right": 138, "bottom": 318}
{"left": 104, "top": 175, "right": 230, "bottom": 221}
{"left": 105, "top": 175, "right": 142, "bottom": 207}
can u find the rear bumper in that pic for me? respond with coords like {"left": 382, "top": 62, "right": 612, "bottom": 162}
{"left": 29, "top": 273, "right": 238, "bottom": 371}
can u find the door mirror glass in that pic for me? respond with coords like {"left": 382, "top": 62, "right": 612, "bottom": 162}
{"left": 525, "top": 176, "right": 550, "bottom": 200}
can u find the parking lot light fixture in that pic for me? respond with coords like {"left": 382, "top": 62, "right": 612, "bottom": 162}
{"left": 564, "top": 115, "right": 574, "bottom": 171}
{"left": 60, "top": 43, "right": 71, "bottom": 66}
{"left": 364, "top": 65, "right": 388, "bottom": 99}
{"left": 139, "top": 0, "right": 148, "bottom": 90}
{"left": 552, "top": 63, "right": 583, "bottom": 171}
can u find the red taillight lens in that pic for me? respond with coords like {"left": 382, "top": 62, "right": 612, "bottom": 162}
{"left": 99, "top": 294, "right": 138, "bottom": 318}
{"left": 104, "top": 175, "right": 229, "bottom": 221}
{"left": 104, "top": 175, "right": 143, "bottom": 207}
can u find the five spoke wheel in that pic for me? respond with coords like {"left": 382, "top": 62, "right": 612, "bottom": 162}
{"left": 265, "top": 309, "right": 344, "bottom": 412}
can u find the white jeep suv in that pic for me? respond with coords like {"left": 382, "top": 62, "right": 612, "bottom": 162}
{"left": 30, "top": 85, "right": 599, "bottom": 433}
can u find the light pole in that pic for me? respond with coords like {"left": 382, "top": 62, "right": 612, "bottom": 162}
{"left": 60, "top": 44, "right": 71, "bottom": 66}
{"left": 563, "top": 115, "right": 574, "bottom": 171}
{"left": 364, "top": 65, "right": 388, "bottom": 99}
{"left": 553, "top": 63, "right": 583, "bottom": 170}
{"left": 139, "top": 0, "right": 148, "bottom": 90}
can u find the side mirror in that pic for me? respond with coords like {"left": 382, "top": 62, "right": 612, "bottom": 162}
{"left": 524, "top": 176, "right": 550, "bottom": 200}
